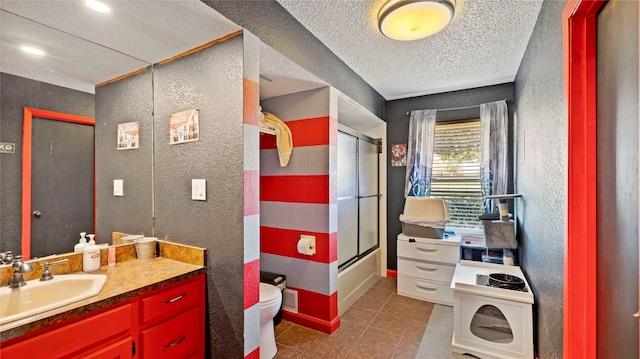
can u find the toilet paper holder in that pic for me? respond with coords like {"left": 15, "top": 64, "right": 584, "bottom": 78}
{"left": 297, "top": 235, "right": 316, "bottom": 256}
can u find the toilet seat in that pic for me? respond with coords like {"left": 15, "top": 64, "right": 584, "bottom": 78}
{"left": 260, "top": 283, "right": 281, "bottom": 306}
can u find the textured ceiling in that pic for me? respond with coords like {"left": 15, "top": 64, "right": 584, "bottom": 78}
{"left": 1, "top": 0, "right": 239, "bottom": 63}
{"left": 259, "top": 42, "right": 328, "bottom": 100}
{"left": 0, "top": 0, "right": 240, "bottom": 92}
{"left": 1, "top": 0, "right": 543, "bottom": 102}
{"left": 277, "top": 0, "right": 544, "bottom": 100}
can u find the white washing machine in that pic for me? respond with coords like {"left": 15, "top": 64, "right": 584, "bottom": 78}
{"left": 450, "top": 260, "right": 534, "bottom": 359}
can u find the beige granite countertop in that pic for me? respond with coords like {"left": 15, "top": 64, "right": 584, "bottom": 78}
{"left": 1, "top": 245, "right": 205, "bottom": 343}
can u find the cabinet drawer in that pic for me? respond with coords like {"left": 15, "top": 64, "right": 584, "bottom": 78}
{"left": 397, "top": 240, "right": 459, "bottom": 264}
{"left": 140, "top": 307, "right": 201, "bottom": 359}
{"left": 397, "top": 258, "right": 455, "bottom": 283}
{"left": 397, "top": 276, "right": 454, "bottom": 306}
{"left": 141, "top": 278, "right": 201, "bottom": 323}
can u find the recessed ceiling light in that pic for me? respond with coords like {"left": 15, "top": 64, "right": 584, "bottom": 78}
{"left": 85, "top": 0, "right": 110, "bottom": 13}
{"left": 21, "top": 46, "right": 44, "bottom": 56}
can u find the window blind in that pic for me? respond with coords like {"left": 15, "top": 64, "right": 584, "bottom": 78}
{"left": 431, "top": 120, "right": 483, "bottom": 229}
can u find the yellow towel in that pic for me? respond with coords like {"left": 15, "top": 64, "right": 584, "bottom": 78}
{"left": 261, "top": 112, "right": 293, "bottom": 166}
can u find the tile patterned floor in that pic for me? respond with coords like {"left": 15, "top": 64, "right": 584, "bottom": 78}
{"left": 273, "top": 277, "right": 435, "bottom": 359}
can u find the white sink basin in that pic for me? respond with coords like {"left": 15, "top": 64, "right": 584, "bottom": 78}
{"left": 0, "top": 274, "right": 107, "bottom": 325}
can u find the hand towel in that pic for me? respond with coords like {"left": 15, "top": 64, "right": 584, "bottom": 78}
{"left": 261, "top": 112, "right": 293, "bottom": 166}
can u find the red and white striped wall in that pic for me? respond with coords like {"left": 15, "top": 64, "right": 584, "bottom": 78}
{"left": 260, "top": 87, "right": 340, "bottom": 333}
{"left": 242, "top": 32, "right": 261, "bottom": 359}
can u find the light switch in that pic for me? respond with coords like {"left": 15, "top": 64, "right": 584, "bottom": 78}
{"left": 192, "top": 179, "right": 206, "bottom": 201}
{"left": 113, "top": 179, "right": 123, "bottom": 197}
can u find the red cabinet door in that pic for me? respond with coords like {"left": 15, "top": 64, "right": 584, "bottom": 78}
{"left": 81, "top": 337, "right": 133, "bottom": 359}
{"left": 1, "top": 304, "right": 132, "bottom": 359}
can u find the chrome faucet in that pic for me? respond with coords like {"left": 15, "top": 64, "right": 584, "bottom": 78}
{"left": 39, "top": 259, "right": 69, "bottom": 281}
{"left": 10, "top": 256, "right": 34, "bottom": 288}
{"left": 0, "top": 251, "right": 14, "bottom": 265}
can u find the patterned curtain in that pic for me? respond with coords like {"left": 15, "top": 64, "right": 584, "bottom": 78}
{"left": 405, "top": 110, "right": 437, "bottom": 197}
{"left": 480, "top": 100, "right": 508, "bottom": 213}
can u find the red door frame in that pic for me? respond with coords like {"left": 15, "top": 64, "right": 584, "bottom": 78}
{"left": 563, "top": 1, "right": 605, "bottom": 358}
{"left": 22, "top": 108, "right": 95, "bottom": 260}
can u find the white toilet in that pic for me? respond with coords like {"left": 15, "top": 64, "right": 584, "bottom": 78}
{"left": 259, "top": 282, "right": 282, "bottom": 359}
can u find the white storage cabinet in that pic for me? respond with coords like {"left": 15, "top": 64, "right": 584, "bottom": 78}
{"left": 397, "top": 233, "right": 461, "bottom": 305}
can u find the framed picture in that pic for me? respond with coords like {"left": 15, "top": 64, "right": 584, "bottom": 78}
{"left": 391, "top": 143, "right": 407, "bottom": 166}
{"left": 170, "top": 109, "right": 200, "bottom": 145}
{"left": 117, "top": 121, "right": 139, "bottom": 150}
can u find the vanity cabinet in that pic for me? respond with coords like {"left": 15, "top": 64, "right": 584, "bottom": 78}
{"left": 0, "top": 274, "right": 205, "bottom": 359}
{"left": 396, "top": 233, "right": 460, "bottom": 305}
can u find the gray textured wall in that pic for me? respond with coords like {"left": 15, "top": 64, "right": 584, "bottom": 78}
{"left": 202, "top": 0, "right": 386, "bottom": 120}
{"left": 152, "top": 37, "right": 245, "bottom": 357}
{"left": 95, "top": 69, "right": 154, "bottom": 240}
{"left": 596, "top": 0, "right": 639, "bottom": 356}
{"left": 513, "top": 1, "right": 566, "bottom": 357}
{"left": 96, "top": 36, "right": 246, "bottom": 357}
{"left": 0, "top": 73, "right": 94, "bottom": 256}
{"left": 385, "top": 83, "right": 515, "bottom": 270}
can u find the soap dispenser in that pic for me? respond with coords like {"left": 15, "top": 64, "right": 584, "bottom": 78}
{"left": 83, "top": 234, "right": 100, "bottom": 272}
{"left": 74, "top": 232, "right": 88, "bottom": 253}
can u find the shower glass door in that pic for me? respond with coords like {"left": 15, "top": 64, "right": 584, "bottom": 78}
{"left": 358, "top": 138, "right": 379, "bottom": 255}
{"left": 337, "top": 126, "right": 380, "bottom": 269}
{"left": 338, "top": 133, "right": 358, "bottom": 266}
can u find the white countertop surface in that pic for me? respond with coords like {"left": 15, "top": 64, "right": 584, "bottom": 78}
{"left": 450, "top": 260, "right": 534, "bottom": 304}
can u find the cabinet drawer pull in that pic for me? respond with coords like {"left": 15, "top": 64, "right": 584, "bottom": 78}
{"left": 415, "top": 264, "right": 438, "bottom": 271}
{"left": 163, "top": 335, "right": 188, "bottom": 349}
{"left": 415, "top": 245, "right": 438, "bottom": 252}
{"left": 163, "top": 293, "right": 187, "bottom": 305}
{"left": 415, "top": 282, "right": 438, "bottom": 291}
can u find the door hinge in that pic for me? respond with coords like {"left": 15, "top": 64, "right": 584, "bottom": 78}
{"left": 132, "top": 341, "right": 136, "bottom": 356}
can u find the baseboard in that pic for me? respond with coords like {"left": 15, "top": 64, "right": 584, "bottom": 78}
{"left": 281, "top": 310, "right": 340, "bottom": 334}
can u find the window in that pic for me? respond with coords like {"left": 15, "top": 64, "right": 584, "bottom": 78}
{"left": 430, "top": 119, "right": 484, "bottom": 230}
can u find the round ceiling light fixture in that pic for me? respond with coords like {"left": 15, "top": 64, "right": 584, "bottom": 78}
{"left": 85, "top": 0, "right": 110, "bottom": 13}
{"left": 378, "top": 0, "right": 455, "bottom": 41}
{"left": 21, "top": 46, "right": 45, "bottom": 56}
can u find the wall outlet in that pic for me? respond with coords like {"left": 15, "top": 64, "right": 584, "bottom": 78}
{"left": 192, "top": 179, "right": 206, "bottom": 201}
{"left": 113, "top": 179, "right": 123, "bottom": 196}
